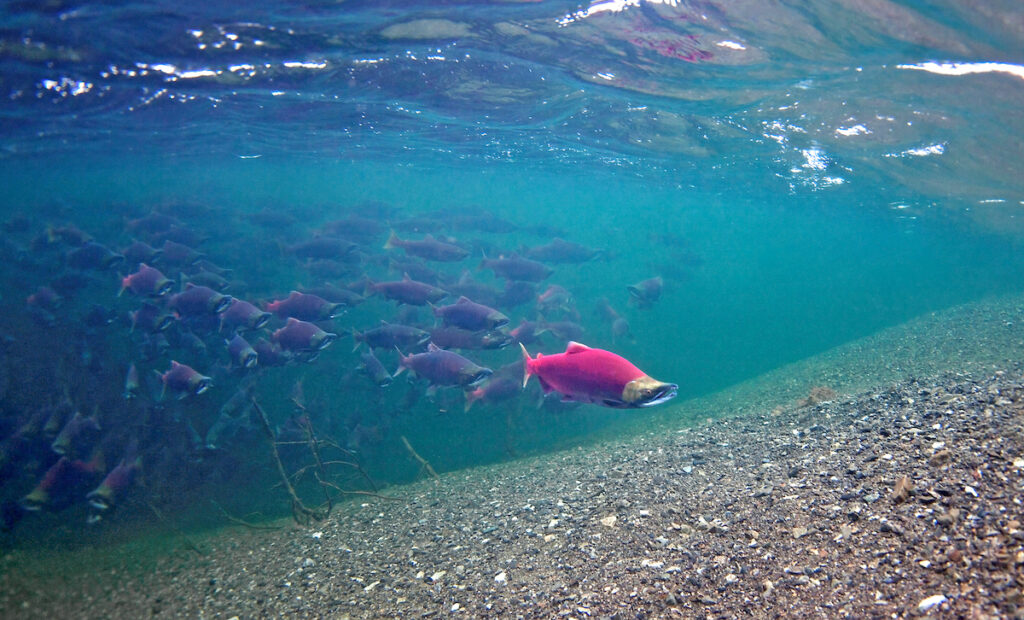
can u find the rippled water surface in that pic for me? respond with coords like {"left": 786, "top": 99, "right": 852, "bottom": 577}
{"left": 1, "top": 0, "right": 1023, "bottom": 546}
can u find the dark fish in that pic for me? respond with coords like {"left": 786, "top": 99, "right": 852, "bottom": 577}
{"left": 510, "top": 320, "right": 548, "bottom": 345}
{"left": 84, "top": 304, "right": 117, "bottom": 327}
{"left": 20, "top": 455, "right": 101, "bottom": 512}
{"left": 168, "top": 284, "right": 232, "bottom": 317}
{"left": 444, "top": 212, "right": 519, "bottom": 234}
{"left": 429, "top": 326, "right": 512, "bottom": 350}
{"left": 67, "top": 241, "right": 124, "bottom": 270}
{"left": 523, "top": 238, "right": 601, "bottom": 263}
{"left": 464, "top": 362, "right": 524, "bottom": 411}
{"left": 42, "top": 401, "right": 72, "bottom": 439}
{"left": 480, "top": 253, "right": 553, "bottom": 282}
{"left": 396, "top": 343, "right": 492, "bottom": 389}
{"left": 226, "top": 334, "right": 258, "bottom": 369}
{"left": 131, "top": 302, "right": 175, "bottom": 333}
{"left": 542, "top": 320, "right": 586, "bottom": 342}
{"left": 358, "top": 349, "right": 393, "bottom": 387}
{"left": 247, "top": 209, "right": 298, "bottom": 229}
{"left": 123, "top": 363, "right": 141, "bottom": 400}
{"left": 286, "top": 237, "right": 356, "bottom": 261}
{"left": 385, "top": 231, "right": 469, "bottom": 262}
{"left": 499, "top": 280, "right": 539, "bottom": 308}
{"left": 352, "top": 321, "right": 430, "bottom": 351}
{"left": 304, "top": 258, "right": 358, "bottom": 280}
{"left": 300, "top": 284, "right": 365, "bottom": 308}
{"left": 48, "top": 273, "right": 91, "bottom": 297}
{"left": 432, "top": 296, "right": 509, "bottom": 331}
{"left": 87, "top": 449, "right": 141, "bottom": 512}
{"left": 272, "top": 318, "right": 337, "bottom": 353}
{"left": 193, "top": 259, "right": 232, "bottom": 277}
{"left": 265, "top": 291, "right": 343, "bottom": 321}
{"left": 152, "top": 224, "right": 206, "bottom": 248}
{"left": 120, "top": 263, "right": 173, "bottom": 297}
{"left": 181, "top": 270, "right": 230, "bottom": 292}
{"left": 26, "top": 286, "right": 61, "bottom": 311}
{"left": 159, "top": 240, "right": 204, "bottom": 268}
{"left": 445, "top": 271, "right": 502, "bottom": 308}
{"left": 320, "top": 215, "right": 386, "bottom": 239}
{"left": 158, "top": 360, "right": 213, "bottom": 399}
{"left": 252, "top": 338, "right": 288, "bottom": 367}
{"left": 387, "top": 257, "right": 441, "bottom": 284}
{"left": 595, "top": 297, "right": 634, "bottom": 343}
{"left": 627, "top": 276, "right": 663, "bottom": 309}
{"left": 392, "top": 216, "right": 443, "bottom": 233}
{"left": 45, "top": 224, "right": 93, "bottom": 246}
{"left": 136, "top": 333, "right": 170, "bottom": 362}
{"left": 537, "top": 285, "right": 574, "bottom": 314}
{"left": 127, "top": 212, "right": 182, "bottom": 235}
{"left": 369, "top": 275, "right": 448, "bottom": 306}
{"left": 205, "top": 381, "right": 257, "bottom": 449}
{"left": 121, "top": 240, "right": 163, "bottom": 265}
{"left": 51, "top": 410, "right": 101, "bottom": 456}
{"left": 219, "top": 299, "right": 272, "bottom": 333}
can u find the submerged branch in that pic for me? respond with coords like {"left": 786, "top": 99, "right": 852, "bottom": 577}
{"left": 211, "top": 500, "right": 284, "bottom": 531}
{"left": 401, "top": 435, "right": 439, "bottom": 481}
{"left": 147, "top": 501, "right": 205, "bottom": 555}
{"left": 251, "top": 397, "right": 327, "bottom": 525}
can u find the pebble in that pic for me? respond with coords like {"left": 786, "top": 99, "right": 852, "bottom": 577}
{"left": 494, "top": 571, "right": 507, "bottom": 585}
{"left": 917, "top": 593, "right": 948, "bottom": 612}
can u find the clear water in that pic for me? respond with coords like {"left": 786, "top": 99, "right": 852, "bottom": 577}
{"left": 1, "top": 0, "right": 1023, "bottom": 548}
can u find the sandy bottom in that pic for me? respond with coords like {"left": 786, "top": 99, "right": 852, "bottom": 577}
{"left": 3, "top": 295, "right": 1024, "bottom": 619}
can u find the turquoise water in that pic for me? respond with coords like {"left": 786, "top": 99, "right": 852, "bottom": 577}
{"left": 1, "top": 0, "right": 1023, "bottom": 547}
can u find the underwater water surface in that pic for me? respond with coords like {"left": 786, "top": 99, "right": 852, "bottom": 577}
{"left": 1, "top": 0, "right": 1023, "bottom": 551}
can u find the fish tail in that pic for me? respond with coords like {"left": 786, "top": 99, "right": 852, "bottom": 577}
{"left": 464, "top": 389, "right": 481, "bottom": 413}
{"left": 519, "top": 343, "right": 532, "bottom": 388}
{"left": 384, "top": 230, "right": 399, "bottom": 251}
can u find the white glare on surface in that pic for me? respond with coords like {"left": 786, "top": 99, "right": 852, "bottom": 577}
{"left": 897, "top": 61, "right": 1024, "bottom": 81}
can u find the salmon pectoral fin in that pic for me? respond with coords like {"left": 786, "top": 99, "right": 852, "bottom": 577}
{"left": 537, "top": 376, "right": 555, "bottom": 395}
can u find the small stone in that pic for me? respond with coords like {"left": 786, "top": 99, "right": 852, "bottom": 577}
{"left": 724, "top": 573, "right": 738, "bottom": 585}
{"left": 891, "top": 476, "right": 914, "bottom": 503}
{"left": 917, "top": 594, "right": 947, "bottom": 612}
{"left": 600, "top": 515, "right": 617, "bottom": 527}
{"left": 494, "top": 571, "right": 507, "bottom": 585}
{"left": 430, "top": 571, "right": 446, "bottom": 582}
{"left": 929, "top": 449, "right": 952, "bottom": 467}
{"left": 792, "top": 526, "right": 809, "bottom": 539}
{"left": 302, "top": 557, "right": 316, "bottom": 568}
{"left": 863, "top": 492, "right": 880, "bottom": 504}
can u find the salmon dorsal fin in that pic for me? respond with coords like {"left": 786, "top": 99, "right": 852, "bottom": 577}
{"left": 565, "top": 341, "right": 591, "bottom": 354}
{"left": 456, "top": 296, "right": 471, "bottom": 304}
{"left": 427, "top": 342, "right": 440, "bottom": 352}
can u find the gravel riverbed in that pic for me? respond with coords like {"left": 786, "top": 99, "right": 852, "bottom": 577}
{"left": 3, "top": 296, "right": 1024, "bottom": 619}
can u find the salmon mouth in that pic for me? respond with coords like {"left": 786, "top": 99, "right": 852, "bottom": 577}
{"left": 467, "top": 368, "right": 493, "bottom": 387}
{"left": 623, "top": 376, "right": 678, "bottom": 407}
{"left": 639, "top": 382, "right": 677, "bottom": 407}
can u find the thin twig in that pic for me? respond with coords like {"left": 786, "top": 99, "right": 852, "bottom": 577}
{"left": 210, "top": 500, "right": 283, "bottom": 531}
{"left": 147, "top": 501, "right": 205, "bottom": 555}
{"left": 401, "top": 435, "right": 439, "bottom": 481}
{"left": 251, "top": 397, "right": 327, "bottom": 525}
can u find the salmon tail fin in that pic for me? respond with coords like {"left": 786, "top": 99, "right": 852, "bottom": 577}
{"left": 464, "top": 389, "right": 481, "bottom": 413}
{"left": 384, "top": 230, "right": 399, "bottom": 251}
{"left": 519, "top": 343, "right": 532, "bottom": 388}
{"left": 393, "top": 346, "right": 407, "bottom": 376}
